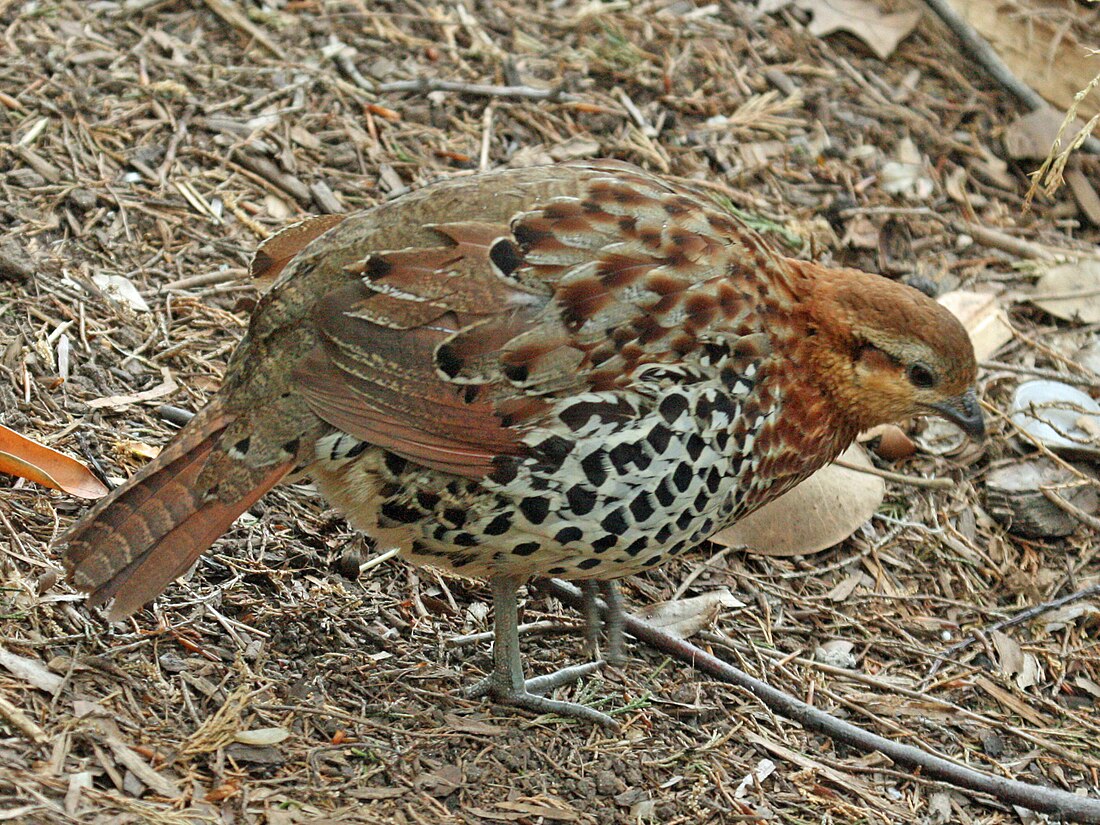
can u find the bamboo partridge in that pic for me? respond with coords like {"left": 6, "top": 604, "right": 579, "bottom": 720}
{"left": 63, "top": 160, "right": 983, "bottom": 725}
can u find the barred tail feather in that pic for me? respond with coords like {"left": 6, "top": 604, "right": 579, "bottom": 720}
{"left": 62, "top": 413, "right": 292, "bottom": 620}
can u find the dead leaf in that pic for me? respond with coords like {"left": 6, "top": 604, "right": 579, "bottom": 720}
{"left": 734, "top": 758, "right": 776, "bottom": 799}
{"left": 879, "top": 136, "right": 932, "bottom": 199}
{"left": 1040, "top": 603, "right": 1100, "bottom": 635}
{"left": 972, "top": 675, "right": 1048, "bottom": 726}
{"left": 413, "top": 763, "right": 464, "bottom": 798}
{"left": 867, "top": 424, "right": 916, "bottom": 461}
{"left": 495, "top": 799, "right": 581, "bottom": 822}
{"left": 938, "top": 289, "right": 1014, "bottom": 361}
{"left": 234, "top": 727, "right": 290, "bottom": 746}
{"left": 1065, "top": 165, "right": 1100, "bottom": 226}
{"left": 634, "top": 590, "right": 745, "bottom": 639}
{"left": 841, "top": 213, "right": 880, "bottom": 249}
{"left": 90, "top": 273, "right": 150, "bottom": 312}
{"left": 927, "top": 791, "right": 953, "bottom": 825}
{"left": 1004, "top": 107, "right": 1091, "bottom": 161}
{"left": 64, "top": 771, "right": 93, "bottom": 816}
{"left": 826, "top": 570, "right": 868, "bottom": 602}
{"left": 814, "top": 639, "right": 858, "bottom": 669}
{"left": 1031, "top": 260, "right": 1100, "bottom": 324}
{"left": 713, "top": 444, "right": 884, "bottom": 556}
{"left": 441, "top": 713, "right": 506, "bottom": 736}
{"left": 1074, "top": 676, "right": 1100, "bottom": 698}
{"left": 0, "top": 645, "right": 63, "bottom": 694}
{"left": 990, "top": 630, "right": 1043, "bottom": 690}
{"left": 0, "top": 424, "right": 108, "bottom": 499}
{"left": 548, "top": 136, "right": 601, "bottom": 161}
{"left": 944, "top": 0, "right": 1099, "bottom": 120}
{"left": 795, "top": 0, "right": 921, "bottom": 60}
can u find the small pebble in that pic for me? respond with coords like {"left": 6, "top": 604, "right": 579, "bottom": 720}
{"left": 68, "top": 187, "right": 98, "bottom": 211}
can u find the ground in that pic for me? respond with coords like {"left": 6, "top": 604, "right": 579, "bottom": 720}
{"left": 0, "top": 1, "right": 1098, "bottom": 823}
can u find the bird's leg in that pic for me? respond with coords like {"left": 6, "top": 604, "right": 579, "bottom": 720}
{"left": 579, "top": 581, "right": 626, "bottom": 667}
{"left": 466, "top": 575, "right": 616, "bottom": 727}
{"left": 601, "top": 581, "right": 626, "bottom": 667}
{"left": 581, "top": 581, "right": 602, "bottom": 657}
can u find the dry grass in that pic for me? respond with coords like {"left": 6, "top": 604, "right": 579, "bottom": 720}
{"left": 0, "top": 1, "right": 1097, "bottom": 823}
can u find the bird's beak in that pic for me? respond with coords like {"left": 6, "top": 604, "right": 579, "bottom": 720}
{"left": 926, "top": 389, "right": 985, "bottom": 439}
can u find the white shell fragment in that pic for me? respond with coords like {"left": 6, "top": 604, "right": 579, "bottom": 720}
{"left": 1010, "top": 380, "right": 1100, "bottom": 459}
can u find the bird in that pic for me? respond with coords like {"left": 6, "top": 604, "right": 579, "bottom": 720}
{"left": 62, "top": 159, "right": 984, "bottom": 726}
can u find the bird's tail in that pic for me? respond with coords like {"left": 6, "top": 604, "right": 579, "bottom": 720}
{"left": 62, "top": 408, "right": 293, "bottom": 620}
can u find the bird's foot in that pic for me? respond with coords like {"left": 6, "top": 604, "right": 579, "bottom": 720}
{"left": 466, "top": 662, "right": 616, "bottom": 727}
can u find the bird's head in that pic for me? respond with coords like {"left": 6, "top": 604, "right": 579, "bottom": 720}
{"left": 798, "top": 264, "right": 984, "bottom": 439}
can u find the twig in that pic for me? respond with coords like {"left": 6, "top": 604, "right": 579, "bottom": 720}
{"left": 544, "top": 578, "right": 1100, "bottom": 824}
{"left": 448, "top": 620, "right": 571, "bottom": 647}
{"left": 922, "top": 583, "right": 1100, "bottom": 687}
{"left": 359, "top": 546, "right": 400, "bottom": 574}
{"left": 201, "top": 0, "right": 280, "bottom": 57}
{"left": 159, "top": 269, "right": 247, "bottom": 292}
{"left": 377, "top": 78, "right": 575, "bottom": 102}
{"left": 1042, "top": 487, "right": 1100, "bottom": 531}
{"left": 953, "top": 221, "right": 1060, "bottom": 261}
{"left": 981, "top": 360, "right": 1099, "bottom": 389}
{"left": 700, "top": 630, "right": 1100, "bottom": 770}
{"left": 921, "top": 0, "right": 1100, "bottom": 156}
{"left": 833, "top": 458, "right": 956, "bottom": 491}
{"left": 0, "top": 694, "right": 48, "bottom": 744}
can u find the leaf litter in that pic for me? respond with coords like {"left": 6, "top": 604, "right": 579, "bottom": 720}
{"left": 0, "top": 1, "right": 1098, "bottom": 823}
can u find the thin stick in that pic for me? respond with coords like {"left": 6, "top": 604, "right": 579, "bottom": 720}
{"left": 981, "top": 360, "right": 1099, "bottom": 389}
{"left": 543, "top": 578, "right": 1100, "bottom": 824}
{"left": 378, "top": 78, "right": 575, "bottom": 102}
{"left": 359, "top": 546, "right": 400, "bottom": 574}
{"left": 922, "top": 582, "right": 1100, "bottom": 686}
{"left": 1042, "top": 487, "right": 1100, "bottom": 531}
{"left": 832, "top": 458, "right": 955, "bottom": 490}
{"left": 201, "top": 0, "right": 280, "bottom": 57}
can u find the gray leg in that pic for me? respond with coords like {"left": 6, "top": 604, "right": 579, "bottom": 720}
{"left": 581, "top": 581, "right": 602, "bottom": 657}
{"left": 579, "top": 580, "right": 627, "bottom": 667}
{"left": 466, "top": 576, "right": 616, "bottom": 727}
{"left": 601, "top": 581, "right": 626, "bottom": 667}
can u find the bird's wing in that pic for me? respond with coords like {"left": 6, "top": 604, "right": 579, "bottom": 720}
{"left": 293, "top": 167, "right": 787, "bottom": 480}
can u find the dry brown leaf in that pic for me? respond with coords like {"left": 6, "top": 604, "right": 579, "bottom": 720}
{"left": 1004, "top": 107, "right": 1091, "bottom": 161}
{"left": 633, "top": 590, "right": 745, "bottom": 639}
{"left": 795, "top": 0, "right": 921, "bottom": 60}
{"left": 972, "top": 675, "right": 1048, "bottom": 726}
{"left": 1031, "top": 260, "right": 1100, "bottom": 324}
{"left": 413, "top": 763, "right": 464, "bottom": 798}
{"left": 441, "top": 713, "right": 506, "bottom": 736}
{"left": 990, "top": 630, "right": 1042, "bottom": 690}
{"left": 938, "top": 289, "right": 1014, "bottom": 361}
{"left": 826, "top": 570, "right": 868, "bottom": 602}
{"left": 0, "top": 645, "right": 64, "bottom": 694}
{"left": 733, "top": 759, "right": 776, "bottom": 800}
{"left": 1065, "top": 165, "right": 1100, "bottom": 226}
{"left": 945, "top": 0, "right": 1099, "bottom": 120}
{"left": 713, "top": 444, "right": 884, "bottom": 556}
{"left": 495, "top": 799, "right": 581, "bottom": 822}
{"left": 1040, "top": 602, "right": 1100, "bottom": 635}
{"left": 0, "top": 424, "right": 108, "bottom": 500}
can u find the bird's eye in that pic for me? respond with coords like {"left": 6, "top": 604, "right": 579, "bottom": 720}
{"left": 907, "top": 363, "right": 937, "bottom": 388}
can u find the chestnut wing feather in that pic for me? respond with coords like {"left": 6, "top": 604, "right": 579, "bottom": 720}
{"left": 293, "top": 172, "right": 786, "bottom": 481}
